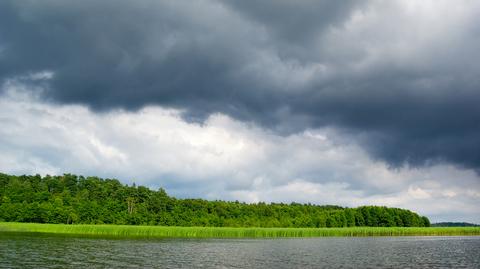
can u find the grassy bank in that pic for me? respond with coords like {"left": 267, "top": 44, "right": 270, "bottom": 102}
{"left": 1, "top": 222, "right": 479, "bottom": 238}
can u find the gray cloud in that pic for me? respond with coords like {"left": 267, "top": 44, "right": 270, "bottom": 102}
{"left": 221, "top": 0, "right": 366, "bottom": 58}
{"left": 1, "top": 0, "right": 480, "bottom": 172}
{"left": 1, "top": 88, "right": 479, "bottom": 222}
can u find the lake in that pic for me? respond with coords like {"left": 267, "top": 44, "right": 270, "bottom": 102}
{"left": 1, "top": 233, "right": 479, "bottom": 268}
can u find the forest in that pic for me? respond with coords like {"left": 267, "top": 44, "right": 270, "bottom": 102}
{"left": 0, "top": 173, "right": 430, "bottom": 228}
{"left": 431, "top": 222, "right": 479, "bottom": 227}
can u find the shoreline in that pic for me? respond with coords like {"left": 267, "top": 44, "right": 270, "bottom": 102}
{"left": 1, "top": 222, "right": 479, "bottom": 239}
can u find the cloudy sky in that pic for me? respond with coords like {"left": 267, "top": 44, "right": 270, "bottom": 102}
{"left": 1, "top": 0, "right": 479, "bottom": 223}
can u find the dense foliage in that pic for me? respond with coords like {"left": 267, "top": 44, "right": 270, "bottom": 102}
{"left": 0, "top": 173, "right": 430, "bottom": 227}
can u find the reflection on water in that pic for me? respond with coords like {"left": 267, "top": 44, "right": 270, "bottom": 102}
{"left": 0, "top": 233, "right": 479, "bottom": 268}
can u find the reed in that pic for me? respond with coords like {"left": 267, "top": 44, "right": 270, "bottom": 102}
{"left": 1, "top": 222, "right": 479, "bottom": 238}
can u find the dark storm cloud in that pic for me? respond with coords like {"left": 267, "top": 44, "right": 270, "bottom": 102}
{"left": 1, "top": 0, "right": 480, "bottom": 171}
{"left": 221, "top": 0, "right": 363, "bottom": 56}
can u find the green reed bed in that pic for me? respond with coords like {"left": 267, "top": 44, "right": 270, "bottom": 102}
{"left": 0, "top": 222, "right": 479, "bottom": 239}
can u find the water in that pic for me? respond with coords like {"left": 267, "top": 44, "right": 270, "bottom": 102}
{"left": 1, "top": 233, "right": 479, "bottom": 268}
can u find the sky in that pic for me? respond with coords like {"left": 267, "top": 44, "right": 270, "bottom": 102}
{"left": 0, "top": 0, "right": 479, "bottom": 223}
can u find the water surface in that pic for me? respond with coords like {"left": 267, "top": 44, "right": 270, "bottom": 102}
{"left": 1, "top": 233, "right": 479, "bottom": 268}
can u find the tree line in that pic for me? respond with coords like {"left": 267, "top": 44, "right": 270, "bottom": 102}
{"left": 0, "top": 173, "right": 430, "bottom": 227}
{"left": 431, "top": 222, "right": 478, "bottom": 227}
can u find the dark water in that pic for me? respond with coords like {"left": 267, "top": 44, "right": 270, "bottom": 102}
{"left": 0, "top": 233, "right": 479, "bottom": 268}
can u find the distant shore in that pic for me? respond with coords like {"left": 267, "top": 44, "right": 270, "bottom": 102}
{"left": 1, "top": 222, "right": 479, "bottom": 239}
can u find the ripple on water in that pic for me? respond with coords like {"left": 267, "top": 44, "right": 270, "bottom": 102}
{"left": 0, "top": 234, "right": 479, "bottom": 268}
